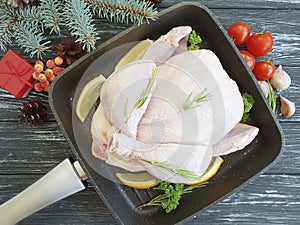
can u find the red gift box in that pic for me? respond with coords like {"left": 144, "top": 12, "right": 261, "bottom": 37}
{"left": 0, "top": 50, "right": 34, "bottom": 98}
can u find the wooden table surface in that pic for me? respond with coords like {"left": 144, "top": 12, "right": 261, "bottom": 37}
{"left": 1, "top": 0, "right": 300, "bottom": 224}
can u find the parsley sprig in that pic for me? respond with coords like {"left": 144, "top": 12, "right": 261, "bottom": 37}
{"left": 188, "top": 30, "right": 202, "bottom": 51}
{"left": 139, "top": 181, "right": 208, "bottom": 213}
{"left": 241, "top": 92, "right": 255, "bottom": 123}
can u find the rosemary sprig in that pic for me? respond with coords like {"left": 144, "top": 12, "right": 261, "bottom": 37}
{"left": 134, "top": 67, "right": 157, "bottom": 109}
{"left": 124, "top": 98, "right": 129, "bottom": 118}
{"left": 183, "top": 89, "right": 211, "bottom": 111}
{"left": 267, "top": 80, "right": 277, "bottom": 113}
{"left": 139, "top": 181, "right": 208, "bottom": 213}
{"left": 142, "top": 159, "right": 201, "bottom": 180}
{"left": 124, "top": 67, "right": 156, "bottom": 122}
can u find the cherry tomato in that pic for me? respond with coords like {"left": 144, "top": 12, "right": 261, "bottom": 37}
{"left": 239, "top": 50, "right": 256, "bottom": 70}
{"left": 246, "top": 31, "right": 274, "bottom": 57}
{"left": 228, "top": 22, "right": 251, "bottom": 45}
{"left": 253, "top": 60, "right": 275, "bottom": 81}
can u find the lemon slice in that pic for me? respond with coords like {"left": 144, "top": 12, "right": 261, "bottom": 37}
{"left": 115, "top": 172, "right": 158, "bottom": 189}
{"left": 114, "top": 39, "right": 153, "bottom": 71}
{"left": 185, "top": 156, "right": 224, "bottom": 185}
{"left": 76, "top": 74, "right": 106, "bottom": 123}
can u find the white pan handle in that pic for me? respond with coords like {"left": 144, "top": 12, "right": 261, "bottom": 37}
{"left": 0, "top": 158, "right": 87, "bottom": 225}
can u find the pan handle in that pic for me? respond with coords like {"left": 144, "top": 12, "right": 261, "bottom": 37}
{"left": 0, "top": 158, "right": 87, "bottom": 225}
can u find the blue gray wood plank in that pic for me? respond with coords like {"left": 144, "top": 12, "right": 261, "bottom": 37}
{"left": 0, "top": 0, "right": 299, "bottom": 224}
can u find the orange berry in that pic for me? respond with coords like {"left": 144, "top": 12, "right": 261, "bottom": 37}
{"left": 53, "top": 66, "right": 64, "bottom": 75}
{"left": 40, "top": 80, "right": 50, "bottom": 88}
{"left": 35, "top": 60, "right": 44, "bottom": 66}
{"left": 46, "top": 59, "right": 56, "bottom": 69}
{"left": 32, "top": 71, "right": 40, "bottom": 80}
{"left": 34, "top": 82, "right": 43, "bottom": 92}
{"left": 47, "top": 74, "right": 56, "bottom": 82}
{"left": 34, "top": 63, "right": 44, "bottom": 72}
{"left": 45, "top": 68, "right": 54, "bottom": 77}
{"left": 37, "top": 73, "right": 47, "bottom": 82}
{"left": 54, "top": 56, "right": 63, "bottom": 66}
{"left": 44, "top": 84, "right": 51, "bottom": 92}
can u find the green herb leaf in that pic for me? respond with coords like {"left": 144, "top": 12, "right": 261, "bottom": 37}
{"left": 267, "top": 80, "right": 277, "bottom": 113}
{"left": 139, "top": 181, "right": 207, "bottom": 213}
{"left": 142, "top": 159, "right": 201, "bottom": 180}
{"left": 241, "top": 92, "right": 255, "bottom": 123}
{"left": 188, "top": 30, "right": 202, "bottom": 51}
{"left": 183, "top": 89, "right": 211, "bottom": 111}
{"left": 124, "top": 98, "right": 129, "bottom": 118}
{"left": 134, "top": 67, "right": 157, "bottom": 110}
{"left": 125, "top": 67, "right": 156, "bottom": 123}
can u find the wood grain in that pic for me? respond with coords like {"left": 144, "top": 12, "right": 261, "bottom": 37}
{"left": 160, "top": 0, "right": 300, "bottom": 9}
{"left": 1, "top": 173, "right": 299, "bottom": 225}
{"left": 0, "top": 121, "right": 299, "bottom": 175}
{"left": 0, "top": 0, "right": 300, "bottom": 224}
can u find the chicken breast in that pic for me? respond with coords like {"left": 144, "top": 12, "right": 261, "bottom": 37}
{"left": 138, "top": 49, "right": 244, "bottom": 146}
{"left": 100, "top": 60, "right": 157, "bottom": 138}
{"left": 137, "top": 62, "right": 214, "bottom": 144}
{"left": 191, "top": 49, "right": 244, "bottom": 135}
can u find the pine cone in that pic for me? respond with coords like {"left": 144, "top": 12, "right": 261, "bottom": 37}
{"left": 2, "top": 0, "right": 34, "bottom": 8}
{"left": 19, "top": 99, "right": 48, "bottom": 125}
{"left": 55, "top": 38, "right": 85, "bottom": 67}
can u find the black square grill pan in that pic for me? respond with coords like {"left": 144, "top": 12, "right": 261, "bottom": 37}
{"left": 49, "top": 2, "right": 284, "bottom": 225}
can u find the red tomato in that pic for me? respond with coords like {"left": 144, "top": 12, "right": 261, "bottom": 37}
{"left": 228, "top": 22, "right": 251, "bottom": 45}
{"left": 246, "top": 31, "right": 274, "bottom": 57}
{"left": 239, "top": 50, "right": 256, "bottom": 70}
{"left": 253, "top": 60, "right": 276, "bottom": 81}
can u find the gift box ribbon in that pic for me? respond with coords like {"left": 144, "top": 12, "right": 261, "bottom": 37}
{"left": 0, "top": 59, "right": 34, "bottom": 89}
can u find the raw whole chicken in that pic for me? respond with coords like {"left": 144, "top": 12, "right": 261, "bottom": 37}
{"left": 91, "top": 26, "right": 259, "bottom": 183}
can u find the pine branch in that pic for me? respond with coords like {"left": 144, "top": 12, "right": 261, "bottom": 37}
{"left": 0, "top": 2, "right": 14, "bottom": 51}
{"left": 0, "top": 3, "right": 45, "bottom": 52}
{"left": 13, "top": 21, "right": 51, "bottom": 58}
{"left": 39, "top": 0, "right": 64, "bottom": 34}
{"left": 85, "top": 0, "right": 158, "bottom": 25}
{"left": 63, "top": 0, "right": 99, "bottom": 52}
{"left": 0, "top": 0, "right": 159, "bottom": 59}
{"left": 12, "top": 4, "right": 43, "bottom": 24}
